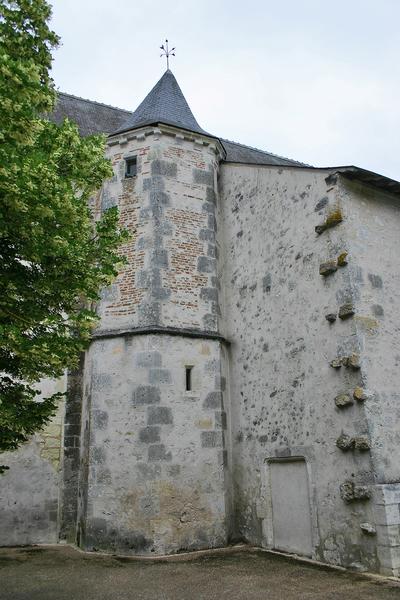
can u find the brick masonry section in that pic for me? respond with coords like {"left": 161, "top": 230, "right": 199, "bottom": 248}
{"left": 94, "top": 130, "right": 223, "bottom": 334}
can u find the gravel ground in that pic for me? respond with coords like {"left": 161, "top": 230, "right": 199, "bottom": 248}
{"left": 1, "top": 545, "right": 400, "bottom": 600}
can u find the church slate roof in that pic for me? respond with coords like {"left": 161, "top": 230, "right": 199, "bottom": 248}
{"left": 49, "top": 92, "right": 132, "bottom": 137}
{"left": 48, "top": 92, "right": 400, "bottom": 196}
{"left": 114, "top": 70, "right": 210, "bottom": 137}
{"left": 220, "top": 138, "right": 305, "bottom": 167}
{"left": 50, "top": 90, "right": 305, "bottom": 167}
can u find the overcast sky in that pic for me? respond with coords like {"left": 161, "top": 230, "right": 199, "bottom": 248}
{"left": 50, "top": 0, "right": 400, "bottom": 180}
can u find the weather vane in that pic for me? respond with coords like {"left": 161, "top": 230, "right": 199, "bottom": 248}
{"left": 160, "top": 39, "right": 175, "bottom": 70}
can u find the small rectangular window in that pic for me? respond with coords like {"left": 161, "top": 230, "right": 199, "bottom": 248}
{"left": 125, "top": 156, "right": 137, "bottom": 178}
{"left": 185, "top": 366, "right": 193, "bottom": 392}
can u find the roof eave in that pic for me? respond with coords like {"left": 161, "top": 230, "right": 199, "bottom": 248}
{"left": 320, "top": 165, "right": 400, "bottom": 199}
{"left": 110, "top": 118, "right": 212, "bottom": 138}
{"left": 107, "top": 121, "right": 226, "bottom": 160}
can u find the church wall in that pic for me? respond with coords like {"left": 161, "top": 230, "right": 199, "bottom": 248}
{"left": 218, "top": 164, "right": 381, "bottom": 572}
{"left": 77, "top": 333, "right": 228, "bottom": 554}
{"left": 0, "top": 376, "right": 66, "bottom": 546}
{"left": 339, "top": 178, "right": 400, "bottom": 575}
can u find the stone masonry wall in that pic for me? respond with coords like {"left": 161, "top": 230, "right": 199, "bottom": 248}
{"left": 339, "top": 177, "right": 400, "bottom": 575}
{"left": 78, "top": 334, "right": 228, "bottom": 555}
{"left": 218, "top": 164, "right": 385, "bottom": 572}
{"left": 0, "top": 376, "right": 66, "bottom": 545}
{"left": 95, "top": 127, "right": 222, "bottom": 334}
{"left": 75, "top": 126, "right": 230, "bottom": 555}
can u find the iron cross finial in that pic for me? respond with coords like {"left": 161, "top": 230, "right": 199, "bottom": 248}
{"left": 160, "top": 39, "right": 175, "bottom": 70}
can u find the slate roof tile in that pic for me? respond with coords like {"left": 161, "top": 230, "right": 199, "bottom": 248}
{"left": 50, "top": 89, "right": 305, "bottom": 167}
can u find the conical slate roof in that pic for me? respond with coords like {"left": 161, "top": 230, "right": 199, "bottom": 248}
{"left": 114, "top": 69, "right": 210, "bottom": 136}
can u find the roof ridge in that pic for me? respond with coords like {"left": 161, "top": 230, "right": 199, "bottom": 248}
{"left": 221, "top": 137, "right": 310, "bottom": 166}
{"left": 58, "top": 91, "right": 132, "bottom": 114}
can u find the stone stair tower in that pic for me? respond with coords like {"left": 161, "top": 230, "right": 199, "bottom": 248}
{"left": 70, "top": 70, "right": 231, "bottom": 554}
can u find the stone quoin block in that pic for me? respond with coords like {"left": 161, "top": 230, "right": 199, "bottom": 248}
{"left": 193, "top": 168, "right": 214, "bottom": 186}
{"left": 136, "top": 351, "right": 163, "bottom": 368}
{"left": 132, "top": 385, "right": 161, "bottom": 406}
{"left": 203, "top": 391, "right": 223, "bottom": 409}
{"left": 148, "top": 444, "right": 172, "bottom": 462}
{"left": 139, "top": 427, "right": 161, "bottom": 444}
{"left": 148, "top": 368, "right": 172, "bottom": 384}
{"left": 147, "top": 406, "right": 173, "bottom": 425}
{"left": 197, "top": 256, "right": 216, "bottom": 273}
{"left": 151, "top": 159, "right": 177, "bottom": 178}
{"left": 201, "top": 431, "right": 223, "bottom": 448}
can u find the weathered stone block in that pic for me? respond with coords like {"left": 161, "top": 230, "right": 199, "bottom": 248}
{"left": 319, "top": 260, "right": 337, "bottom": 276}
{"left": 215, "top": 411, "right": 227, "bottom": 430}
{"left": 148, "top": 444, "right": 172, "bottom": 461}
{"left": 136, "top": 352, "right": 162, "bottom": 368}
{"left": 151, "top": 159, "right": 177, "bottom": 178}
{"left": 200, "top": 287, "right": 218, "bottom": 302}
{"left": 315, "top": 207, "right": 343, "bottom": 235}
{"left": 353, "top": 436, "right": 371, "bottom": 451}
{"left": 201, "top": 431, "right": 223, "bottom": 448}
{"left": 353, "top": 387, "right": 368, "bottom": 402}
{"left": 336, "top": 433, "right": 354, "bottom": 451}
{"left": 335, "top": 393, "right": 353, "bottom": 408}
{"left": 206, "top": 186, "right": 216, "bottom": 204}
{"left": 132, "top": 385, "right": 161, "bottom": 406}
{"left": 198, "top": 256, "right": 216, "bottom": 273}
{"left": 139, "top": 427, "right": 161, "bottom": 444}
{"left": 151, "top": 248, "right": 169, "bottom": 269}
{"left": 91, "top": 447, "right": 106, "bottom": 465}
{"left": 343, "top": 353, "right": 361, "bottom": 370}
{"left": 149, "top": 190, "right": 169, "bottom": 206}
{"left": 143, "top": 176, "right": 164, "bottom": 191}
{"left": 330, "top": 358, "right": 342, "bottom": 369}
{"left": 199, "top": 228, "right": 215, "bottom": 242}
{"left": 372, "top": 304, "right": 384, "bottom": 317}
{"left": 360, "top": 522, "right": 376, "bottom": 535}
{"left": 202, "top": 201, "right": 215, "bottom": 214}
{"left": 368, "top": 273, "right": 383, "bottom": 288}
{"left": 339, "top": 303, "right": 355, "bottom": 319}
{"left": 203, "top": 391, "right": 222, "bottom": 409}
{"left": 193, "top": 168, "right": 214, "bottom": 186}
{"left": 337, "top": 252, "right": 348, "bottom": 267}
{"left": 147, "top": 406, "right": 173, "bottom": 425}
{"left": 340, "top": 480, "right": 371, "bottom": 503}
{"left": 148, "top": 369, "right": 172, "bottom": 384}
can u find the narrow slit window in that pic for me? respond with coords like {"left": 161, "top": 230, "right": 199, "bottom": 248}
{"left": 185, "top": 366, "right": 193, "bottom": 392}
{"left": 125, "top": 156, "right": 137, "bottom": 178}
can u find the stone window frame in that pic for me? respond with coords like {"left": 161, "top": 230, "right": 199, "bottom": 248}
{"left": 125, "top": 155, "right": 137, "bottom": 178}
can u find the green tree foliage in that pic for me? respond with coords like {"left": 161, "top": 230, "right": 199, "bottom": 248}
{"left": 0, "top": 0, "right": 127, "bottom": 470}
